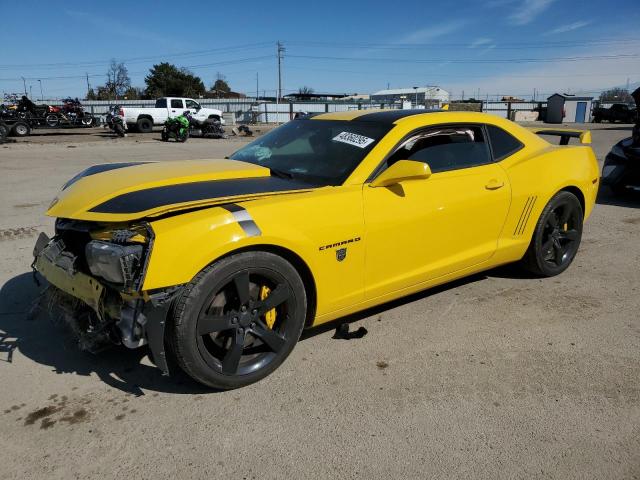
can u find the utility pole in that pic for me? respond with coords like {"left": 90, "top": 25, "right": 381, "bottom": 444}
{"left": 256, "top": 72, "right": 259, "bottom": 100}
{"left": 277, "top": 41, "right": 285, "bottom": 100}
{"left": 86, "top": 73, "right": 91, "bottom": 97}
{"left": 38, "top": 79, "right": 43, "bottom": 101}
{"left": 276, "top": 41, "right": 285, "bottom": 124}
{"left": 21, "top": 77, "right": 27, "bottom": 96}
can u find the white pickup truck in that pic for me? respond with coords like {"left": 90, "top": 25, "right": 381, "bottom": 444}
{"left": 120, "top": 97, "right": 224, "bottom": 133}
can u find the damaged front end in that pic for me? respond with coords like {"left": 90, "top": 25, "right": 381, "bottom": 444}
{"left": 32, "top": 219, "right": 180, "bottom": 374}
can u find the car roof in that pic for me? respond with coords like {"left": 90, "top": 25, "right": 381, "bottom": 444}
{"left": 310, "top": 109, "right": 443, "bottom": 124}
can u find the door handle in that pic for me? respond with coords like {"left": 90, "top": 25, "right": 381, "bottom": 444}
{"left": 485, "top": 179, "right": 504, "bottom": 190}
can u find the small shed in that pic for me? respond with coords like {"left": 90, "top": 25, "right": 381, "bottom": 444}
{"left": 546, "top": 93, "right": 593, "bottom": 124}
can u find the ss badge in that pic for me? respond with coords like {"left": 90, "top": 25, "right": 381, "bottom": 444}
{"left": 336, "top": 248, "right": 347, "bottom": 262}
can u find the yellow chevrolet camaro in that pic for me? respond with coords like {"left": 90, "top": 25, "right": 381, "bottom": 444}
{"left": 33, "top": 110, "right": 599, "bottom": 389}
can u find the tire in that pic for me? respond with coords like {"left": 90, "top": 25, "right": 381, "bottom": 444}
{"left": 114, "top": 123, "right": 125, "bottom": 137}
{"left": 136, "top": 117, "right": 153, "bottom": 133}
{"left": 593, "top": 117, "right": 601, "bottom": 123}
{"left": 521, "top": 191, "right": 583, "bottom": 277}
{"left": 0, "top": 123, "right": 8, "bottom": 142}
{"left": 80, "top": 115, "right": 94, "bottom": 126}
{"left": 177, "top": 130, "right": 189, "bottom": 143}
{"left": 45, "top": 113, "right": 59, "bottom": 127}
{"left": 11, "top": 121, "right": 30, "bottom": 137}
{"left": 168, "top": 251, "right": 307, "bottom": 390}
{"left": 161, "top": 129, "right": 169, "bottom": 141}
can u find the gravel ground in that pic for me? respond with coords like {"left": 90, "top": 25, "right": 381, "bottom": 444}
{"left": 0, "top": 122, "right": 638, "bottom": 479}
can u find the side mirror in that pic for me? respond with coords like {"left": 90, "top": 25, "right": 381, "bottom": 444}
{"left": 370, "top": 160, "right": 431, "bottom": 188}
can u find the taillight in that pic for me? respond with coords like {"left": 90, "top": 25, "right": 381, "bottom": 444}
{"left": 119, "top": 108, "right": 124, "bottom": 116}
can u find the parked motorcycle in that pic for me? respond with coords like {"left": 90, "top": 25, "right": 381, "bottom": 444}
{"left": 60, "top": 98, "right": 94, "bottom": 127}
{"left": 104, "top": 105, "right": 126, "bottom": 137}
{"left": 601, "top": 87, "right": 640, "bottom": 196}
{"left": 161, "top": 111, "right": 191, "bottom": 142}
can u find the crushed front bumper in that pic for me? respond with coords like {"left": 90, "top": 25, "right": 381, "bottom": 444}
{"left": 32, "top": 232, "right": 175, "bottom": 375}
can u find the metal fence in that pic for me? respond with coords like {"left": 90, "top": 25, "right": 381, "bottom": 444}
{"left": 77, "top": 99, "right": 402, "bottom": 124}
{"left": 32, "top": 98, "right": 629, "bottom": 123}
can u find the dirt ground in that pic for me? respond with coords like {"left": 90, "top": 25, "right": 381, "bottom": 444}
{"left": 0, "top": 123, "right": 638, "bottom": 479}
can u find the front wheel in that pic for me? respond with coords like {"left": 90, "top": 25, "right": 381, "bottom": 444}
{"left": 177, "top": 129, "right": 189, "bottom": 142}
{"left": 168, "top": 251, "right": 307, "bottom": 390}
{"left": 521, "top": 191, "right": 583, "bottom": 277}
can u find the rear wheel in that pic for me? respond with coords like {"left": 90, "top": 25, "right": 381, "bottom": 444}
{"left": 45, "top": 113, "right": 59, "bottom": 127}
{"left": 521, "top": 191, "right": 583, "bottom": 277}
{"left": 80, "top": 115, "right": 94, "bottom": 126}
{"left": 168, "top": 251, "right": 307, "bottom": 389}
{"left": 136, "top": 117, "right": 153, "bottom": 133}
{"left": 11, "top": 121, "right": 30, "bottom": 137}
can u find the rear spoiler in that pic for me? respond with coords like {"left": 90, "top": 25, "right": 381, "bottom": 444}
{"left": 528, "top": 128, "right": 592, "bottom": 145}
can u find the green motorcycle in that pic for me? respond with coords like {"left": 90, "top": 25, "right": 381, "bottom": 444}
{"left": 161, "top": 112, "right": 191, "bottom": 142}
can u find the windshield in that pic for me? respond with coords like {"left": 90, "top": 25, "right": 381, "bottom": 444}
{"left": 229, "top": 119, "right": 391, "bottom": 186}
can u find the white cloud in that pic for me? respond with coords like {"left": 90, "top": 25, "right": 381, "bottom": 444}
{"left": 508, "top": 0, "right": 556, "bottom": 25}
{"left": 444, "top": 43, "right": 640, "bottom": 98}
{"left": 396, "top": 21, "right": 469, "bottom": 44}
{"left": 469, "top": 38, "right": 493, "bottom": 48}
{"left": 543, "top": 20, "right": 592, "bottom": 36}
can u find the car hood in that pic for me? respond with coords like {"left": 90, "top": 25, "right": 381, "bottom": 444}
{"left": 47, "top": 159, "right": 315, "bottom": 222}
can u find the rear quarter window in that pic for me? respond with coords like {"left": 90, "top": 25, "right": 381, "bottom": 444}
{"left": 487, "top": 125, "right": 524, "bottom": 161}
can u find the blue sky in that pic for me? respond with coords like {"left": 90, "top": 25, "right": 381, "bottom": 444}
{"left": 1, "top": 0, "right": 639, "bottom": 100}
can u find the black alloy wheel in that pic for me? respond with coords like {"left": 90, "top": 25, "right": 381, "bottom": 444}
{"left": 522, "top": 191, "right": 583, "bottom": 276}
{"left": 169, "top": 251, "right": 306, "bottom": 389}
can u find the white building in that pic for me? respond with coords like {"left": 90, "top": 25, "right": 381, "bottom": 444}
{"left": 370, "top": 86, "right": 449, "bottom": 104}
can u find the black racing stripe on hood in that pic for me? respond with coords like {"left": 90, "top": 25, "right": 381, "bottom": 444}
{"left": 63, "top": 162, "right": 151, "bottom": 190}
{"left": 89, "top": 177, "right": 314, "bottom": 214}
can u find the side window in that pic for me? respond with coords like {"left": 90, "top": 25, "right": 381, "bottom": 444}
{"left": 185, "top": 99, "right": 200, "bottom": 110}
{"left": 155, "top": 98, "right": 167, "bottom": 108}
{"left": 387, "top": 125, "right": 491, "bottom": 173}
{"left": 170, "top": 99, "right": 183, "bottom": 109}
{"left": 486, "top": 125, "right": 524, "bottom": 161}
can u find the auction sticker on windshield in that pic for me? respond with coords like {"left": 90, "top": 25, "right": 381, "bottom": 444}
{"left": 332, "top": 131, "right": 375, "bottom": 148}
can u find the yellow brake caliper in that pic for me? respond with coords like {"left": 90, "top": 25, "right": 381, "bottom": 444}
{"left": 259, "top": 285, "right": 277, "bottom": 329}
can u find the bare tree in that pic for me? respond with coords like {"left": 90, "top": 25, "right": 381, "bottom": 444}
{"left": 105, "top": 60, "right": 131, "bottom": 100}
{"left": 298, "top": 86, "right": 314, "bottom": 95}
{"left": 599, "top": 88, "right": 633, "bottom": 103}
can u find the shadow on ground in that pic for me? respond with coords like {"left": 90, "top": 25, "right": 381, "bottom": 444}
{"left": 1, "top": 262, "right": 540, "bottom": 394}
{"left": 0, "top": 273, "right": 208, "bottom": 396}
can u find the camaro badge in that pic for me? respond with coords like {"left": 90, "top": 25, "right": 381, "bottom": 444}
{"left": 336, "top": 248, "right": 347, "bottom": 262}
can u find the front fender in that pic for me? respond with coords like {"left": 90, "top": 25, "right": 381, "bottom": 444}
{"left": 142, "top": 205, "right": 316, "bottom": 291}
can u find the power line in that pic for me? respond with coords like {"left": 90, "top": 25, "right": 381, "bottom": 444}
{"left": 287, "top": 53, "right": 640, "bottom": 64}
{"left": 285, "top": 38, "right": 640, "bottom": 50}
{"left": 0, "top": 42, "right": 274, "bottom": 70}
{"left": 0, "top": 56, "right": 274, "bottom": 82}
{"left": 284, "top": 64, "right": 640, "bottom": 78}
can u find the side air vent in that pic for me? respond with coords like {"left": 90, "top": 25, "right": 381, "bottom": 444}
{"left": 514, "top": 196, "right": 537, "bottom": 236}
